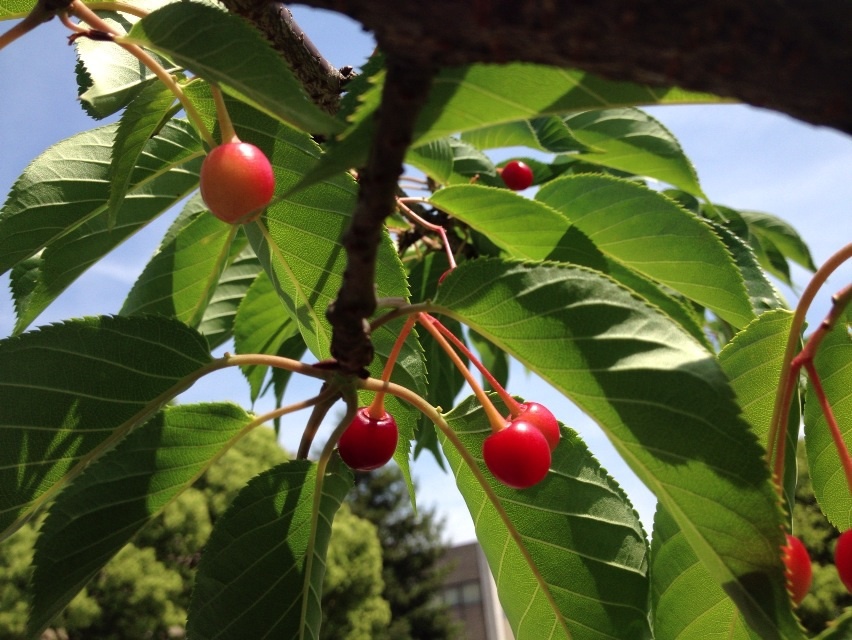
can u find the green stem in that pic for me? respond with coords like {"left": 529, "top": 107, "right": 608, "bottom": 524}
{"left": 423, "top": 312, "right": 521, "bottom": 415}
{"left": 0, "top": 6, "right": 49, "bottom": 51}
{"left": 222, "top": 352, "right": 333, "bottom": 382}
{"left": 767, "top": 242, "right": 852, "bottom": 485}
{"left": 369, "top": 313, "right": 417, "bottom": 419}
{"left": 296, "top": 383, "right": 342, "bottom": 459}
{"left": 417, "top": 313, "right": 507, "bottom": 433}
{"left": 211, "top": 84, "right": 238, "bottom": 145}
{"left": 85, "top": 1, "right": 148, "bottom": 18}
{"left": 69, "top": 0, "right": 216, "bottom": 148}
{"left": 803, "top": 360, "right": 852, "bottom": 496}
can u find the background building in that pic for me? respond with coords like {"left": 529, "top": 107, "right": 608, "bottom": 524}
{"left": 440, "top": 543, "right": 514, "bottom": 640}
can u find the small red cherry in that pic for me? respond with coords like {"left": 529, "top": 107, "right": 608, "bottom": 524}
{"left": 835, "top": 529, "right": 852, "bottom": 592}
{"left": 782, "top": 534, "right": 812, "bottom": 605}
{"left": 482, "top": 420, "right": 551, "bottom": 489}
{"left": 337, "top": 407, "right": 399, "bottom": 471}
{"left": 200, "top": 142, "right": 275, "bottom": 224}
{"left": 516, "top": 402, "right": 560, "bottom": 452}
{"left": 500, "top": 160, "right": 534, "bottom": 191}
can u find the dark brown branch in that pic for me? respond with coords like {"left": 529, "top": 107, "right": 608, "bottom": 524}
{"left": 326, "top": 59, "right": 435, "bottom": 375}
{"left": 288, "top": 0, "right": 852, "bottom": 135}
{"left": 218, "top": 0, "right": 346, "bottom": 114}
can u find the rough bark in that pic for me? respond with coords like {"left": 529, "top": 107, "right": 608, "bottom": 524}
{"left": 290, "top": 0, "right": 852, "bottom": 135}
{"left": 219, "top": 0, "right": 347, "bottom": 114}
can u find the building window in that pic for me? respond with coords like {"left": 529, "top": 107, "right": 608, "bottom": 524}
{"left": 461, "top": 581, "right": 481, "bottom": 604}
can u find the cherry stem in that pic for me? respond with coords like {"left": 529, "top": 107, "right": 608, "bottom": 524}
{"left": 369, "top": 313, "right": 417, "bottom": 420}
{"left": 416, "top": 313, "right": 507, "bottom": 433}
{"left": 396, "top": 198, "right": 457, "bottom": 272}
{"left": 767, "top": 241, "right": 852, "bottom": 487}
{"left": 422, "top": 312, "right": 522, "bottom": 416}
{"left": 803, "top": 358, "right": 852, "bottom": 495}
{"left": 211, "top": 84, "right": 238, "bottom": 145}
{"left": 68, "top": 0, "right": 216, "bottom": 148}
{"left": 85, "top": 1, "right": 149, "bottom": 18}
{"left": 782, "top": 285, "right": 852, "bottom": 493}
{"left": 297, "top": 383, "right": 342, "bottom": 459}
{"left": 0, "top": 5, "right": 50, "bottom": 52}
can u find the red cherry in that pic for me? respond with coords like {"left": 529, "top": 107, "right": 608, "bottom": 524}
{"left": 782, "top": 534, "right": 812, "bottom": 605}
{"left": 500, "top": 160, "right": 534, "bottom": 191}
{"left": 337, "top": 407, "right": 399, "bottom": 471}
{"left": 835, "top": 529, "right": 852, "bottom": 592}
{"left": 200, "top": 142, "right": 275, "bottom": 224}
{"left": 482, "top": 420, "right": 551, "bottom": 489}
{"left": 516, "top": 402, "right": 560, "bottom": 451}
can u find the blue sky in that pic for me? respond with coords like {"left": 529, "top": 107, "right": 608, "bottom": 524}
{"left": 1, "top": 7, "right": 851, "bottom": 543}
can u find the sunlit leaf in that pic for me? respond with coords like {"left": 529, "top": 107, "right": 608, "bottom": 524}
{"left": 121, "top": 204, "right": 238, "bottom": 327}
{"left": 0, "top": 119, "right": 204, "bottom": 332}
{"left": 563, "top": 108, "right": 705, "bottom": 197}
{"left": 28, "top": 403, "right": 255, "bottom": 637}
{"left": 718, "top": 309, "right": 799, "bottom": 514}
{"left": 197, "top": 242, "right": 262, "bottom": 349}
{"left": 187, "top": 457, "right": 353, "bottom": 639}
{"left": 107, "top": 79, "right": 177, "bottom": 222}
{"left": 233, "top": 270, "right": 303, "bottom": 401}
{"left": 650, "top": 506, "right": 764, "bottom": 639}
{"left": 296, "top": 63, "right": 722, "bottom": 194}
{"left": 439, "top": 395, "right": 651, "bottom": 639}
{"left": 125, "top": 2, "right": 341, "bottom": 135}
{"left": 536, "top": 174, "right": 754, "bottom": 328}
{"left": 805, "top": 305, "right": 852, "bottom": 529}
{"left": 432, "top": 258, "right": 798, "bottom": 637}
{"left": 0, "top": 315, "right": 212, "bottom": 540}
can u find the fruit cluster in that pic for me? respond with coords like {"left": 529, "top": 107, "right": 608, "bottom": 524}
{"left": 335, "top": 313, "right": 560, "bottom": 491}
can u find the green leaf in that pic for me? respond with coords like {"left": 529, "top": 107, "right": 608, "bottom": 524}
{"left": 440, "top": 395, "right": 651, "bottom": 639}
{"left": 428, "top": 184, "right": 710, "bottom": 346}
{"left": 296, "top": 63, "right": 722, "bottom": 194}
{"left": 708, "top": 219, "right": 784, "bottom": 317}
{"left": 536, "top": 174, "right": 755, "bottom": 329}
{"left": 815, "top": 608, "right": 852, "bottom": 639}
{"left": 415, "top": 64, "right": 722, "bottom": 145}
{"left": 75, "top": 13, "right": 171, "bottom": 119}
{"left": 0, "top": 120, "right": 204, "bottom": 331}
{"left": 563, "top": 108, "right": 705, "bottom": 197}
{"left": 718, "top": 309, "right": 799, "bottom": 515}
{"left": 740, "top": 209, "right": 818, "bottom": 272}
{"left": 0, "top": 0, "right": 34, "bottom": 18}
{"left": 28, "top": 403, "right": 255, "bottom": 637}
{"left": 805, "top": 305, "right": 852, "bottom": 530}
{"left": 406, "top": 137, "right": 454, "bottom": 184}
{"left": 461, "top": 116, "right": 590, "bottom": 154}
{"left": 107, "top": 79, "right": 177, "bottom": 222}
{"left": 124, "top": 2, "right": 341, "bottom": 135}
{"left": 197, "top": 242, "right": 262, "bottom": 349}
{"left": 0, "top": 315, "right": 213, "bottom": 540}
{"left": 428, "top": 184, "right": 574, "bottom": 261}
{"left": 187, "top": 457, "right": 353, "bottom": 640}
{"left": 233, "top": 270, "right": 302, "bottom": 401}
{"left": 650, "top": 506, "right": 765, "bottom": 640}
{"left": 432, "top": 258, "right": 798, "bottom": 637}
{"left": 120, "top": 205, "right": 238, "bottom": 327}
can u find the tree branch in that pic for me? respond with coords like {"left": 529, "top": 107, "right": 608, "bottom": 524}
{"left": 287, "top": 0, "right": 852, "bottom": 135}
{"left": 218, "top": 0, "right": 346, "bottom": 114}
{"left": 326, "top": 59, "right": 435, "bottom": 375}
